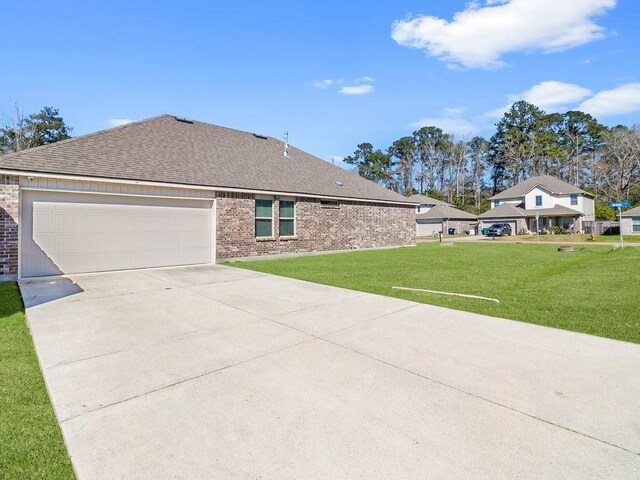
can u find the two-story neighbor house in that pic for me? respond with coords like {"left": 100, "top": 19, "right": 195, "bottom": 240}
{"left": 408, "top": 194, "right": 478, "bottom": 236}
{"left": 478, "top": 175, "right": 595, "bottom": 234}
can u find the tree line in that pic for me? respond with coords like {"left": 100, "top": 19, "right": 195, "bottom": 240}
{"left": 0, "top": 106, "right": 71, "bottom": 153}
{"left": 344, "top": 101, "right": 640, "bottom": 218}
{"left": 2, "top": 104, "right": 639, "bottom": 220}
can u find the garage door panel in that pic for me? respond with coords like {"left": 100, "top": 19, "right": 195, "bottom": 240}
{"left": 22, "top": 191, "right": 213, "bottom": 278}
{"left": 416, "top": 221, "right": 442, "bottom": 237}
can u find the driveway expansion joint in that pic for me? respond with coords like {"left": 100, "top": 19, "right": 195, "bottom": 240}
{"left": 59, "top": 337, "right": 317, "bottom": 424}
{"left": 320, "top": 338, "right": 640, "bottom": 457}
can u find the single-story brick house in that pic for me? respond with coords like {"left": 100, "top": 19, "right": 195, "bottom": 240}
{"left": 0, "top": 115, "right": 416, "bottom": 279}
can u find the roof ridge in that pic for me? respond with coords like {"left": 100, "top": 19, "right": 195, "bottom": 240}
{"left": 0, "top": 114, "right": 172, "bottom": 161}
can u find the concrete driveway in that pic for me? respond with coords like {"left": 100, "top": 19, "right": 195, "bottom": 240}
{"left": 21, "top": 265, "right": 640, "bottom": 479}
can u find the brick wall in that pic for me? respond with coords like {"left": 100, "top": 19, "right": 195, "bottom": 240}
{"left": 0, "top": 175, "right": 19, "bottom": 277}
{"left": 216, "top": 192, "right": 415, "bottom": 260}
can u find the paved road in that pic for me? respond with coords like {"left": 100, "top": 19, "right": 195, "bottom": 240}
{"left": 21, "top": 265, "right": 640, "bottom": 479}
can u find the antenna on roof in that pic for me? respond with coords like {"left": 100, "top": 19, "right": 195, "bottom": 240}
{"left": 283, "top": 131, "right": 289, "bottom": 157}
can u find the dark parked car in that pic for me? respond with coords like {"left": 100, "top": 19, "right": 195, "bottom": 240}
{"left": 487, "top": 223, "right": 512, "bottom": 237}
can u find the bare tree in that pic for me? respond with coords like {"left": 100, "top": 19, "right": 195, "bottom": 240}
{"left": 595, "top": 126, "right": 640, "bottom": 201}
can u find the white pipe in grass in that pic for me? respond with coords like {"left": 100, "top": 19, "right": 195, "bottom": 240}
{"left": 392, "top": 286, "right": 500, "bottom": 304}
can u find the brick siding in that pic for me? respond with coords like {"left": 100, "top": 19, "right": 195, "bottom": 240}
{"left": 216, "top": 192, "right": 415, "bottom": 260}
{"left": 0, "top": 175, "right": 19, "bottom": 277}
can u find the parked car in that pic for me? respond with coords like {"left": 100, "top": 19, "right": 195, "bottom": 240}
{"left": 487, "top": 223, "right": 512, "bottom": 237}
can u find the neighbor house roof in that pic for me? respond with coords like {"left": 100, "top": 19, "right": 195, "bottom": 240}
{"left": 621, "top": 206, "right": 640, "bottom": 217}
{"left": 524, "top": 205, "right": 583, "bottom": 217}
{"left": 490, "top": 175, "right": 593, "bottom": 200}
{"left": 478, "top": 203, "right": 529, "bottom": 219}
{"left": 0, "top": 115, "right": 413, "bottom": 205}
{"left": 479, "top": 203, "right": 583, "bottom": 219}
{"left": 416, "top": 204, "right": 477, "bottom": 221}
{"left": 406, "top": 194, "right": 450, "bottom": 206}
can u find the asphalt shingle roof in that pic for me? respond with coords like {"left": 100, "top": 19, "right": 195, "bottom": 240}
{"left": 0, "top": 115, "right": 413, "bottom": 205}
{"left": 621, "top": 206, "right": 640, "bottom": 217}
{"left": 490, "top": 175, "right": 592, "bottom": 200}
{"left": 478, "top": 203, "right": 529, "bottom": 218}
{"left": 416, "top": 204, "right": 477, "bottom": 221}
{"left": 406, "top": 194, "right": 450, "bottom": 206}
{"left": 479, "top": 203, "right": 583, "bottom": 219}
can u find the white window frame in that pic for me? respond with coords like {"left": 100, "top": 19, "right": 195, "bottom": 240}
{"left": 255, "top": 196, "right": 274, "bottom": 238}
{"left": 570, "top": 194, "right": 578, "bottom": 206}
{"left": 278, "top": 197, "right": 296, "bottom": 237}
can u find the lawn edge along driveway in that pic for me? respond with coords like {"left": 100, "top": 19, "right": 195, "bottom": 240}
{"left": 229, "top": 242, "right": 640, "bottom": 344}
{"left": 0, "top": 281, "right": 75, "bottom": 480}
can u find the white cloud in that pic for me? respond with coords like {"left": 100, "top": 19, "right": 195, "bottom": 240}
{"left": 312, "top": 79, "right": 333, "bottom": 89}
{"left": 313, "top": 76, "right": 374, "bottom": 92}
{"left": 391, "top": 0, "right": 616, "bottom": 69}
{"left": 443, "top": 107, "right": 465, "bottom": 116}
{"left": 486, "top": 80, "right": 593, "bottom": 118}
{"left": 579, "top": 83, "right": 640, "bottom": 117}
{"left": 340, "top": 85, "right": 374, "bottom": 95}
{"left": 411, "top": 111, "right": 479, "bottom": 137}
{"left": 108, "top": 118, "right": 134, "bottom": 127}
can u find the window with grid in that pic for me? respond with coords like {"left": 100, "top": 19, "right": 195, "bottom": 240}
{"left": 255, "top": 199, "right": 273, "bottom": 237}
{"left": 279, "top": 200, "right": 295, "bottom": 236}
{"left": 535, "top": 195, "right": 542, "bottom": 207}
{"left": 570, "top": 194, "right": 578, "bottom": 206}
{"left": 633, "top": 217, "right": 640, "bottom": 233}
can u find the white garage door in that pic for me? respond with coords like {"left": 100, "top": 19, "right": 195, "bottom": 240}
{"left": 416, "top": 221, "right": 442, "bottom": 237}
{"left": 21, "top": 190, "right": 213, "bottom": 278}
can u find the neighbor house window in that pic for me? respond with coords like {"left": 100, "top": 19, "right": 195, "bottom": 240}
{"left": 279, "top": 199, "right": 295, "bottom": 236}
{"left": 493, "top": 200, "right": 500, "bottom": 207}
{"left": 570, "top": 194, "right": 578, "bottom": 206}
{"left": 255, "top": 198, "right": 273, "bottom": 237}
{"left": 633, "top": 218, "right": 640, "bottom": 233}
{"left": 535, "top": 195, "right": 542, "bottom": 207}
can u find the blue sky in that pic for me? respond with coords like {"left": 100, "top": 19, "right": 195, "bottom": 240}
{"left": 2, "top": 0, "right": 639, "bottom": 165}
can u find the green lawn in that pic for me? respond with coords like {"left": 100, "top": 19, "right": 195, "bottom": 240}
{"left": 230, "top": 243, "right": 640, "bottom": 344}
{"left": 491, "top": 234, "right": 640, "bottom": 243}
{"left": 0, "top": 282, "right": 75, "bottom": 479}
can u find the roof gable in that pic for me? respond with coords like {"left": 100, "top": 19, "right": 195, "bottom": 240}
{"left": 478, "top": 202, "right": 528, "bottom": 218}
{"left": 416, "top": 204, "right": 476, "bottom": 220}
{"left": 621, "top": 206, "right": 640, "bottom": 217}
{"left": 0, "top": 115, "right": 412, "bottom": 205}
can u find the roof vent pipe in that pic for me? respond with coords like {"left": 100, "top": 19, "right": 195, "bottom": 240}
{"left": 283, "top": 131, "right": 289, "bottom": 157}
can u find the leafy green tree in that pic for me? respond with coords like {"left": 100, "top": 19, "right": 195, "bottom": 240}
{"left": 0, "top": 106, "right": 72, "bottom": 153}
{"left": 595, "top": 203, "right": 617, "bottom": 220}
{"left": 489, "top": 101, "right": 549, "bottom": 191}
{"left": 343, "top": 142, "right": 394, "bottom": 186}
